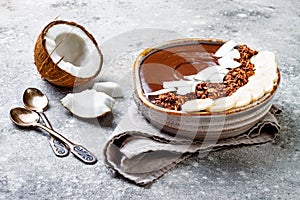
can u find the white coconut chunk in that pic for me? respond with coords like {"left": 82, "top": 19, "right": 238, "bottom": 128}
{"left": 45, "top": 24, "right": 101, "bottom": 78}
{"left": 92, "top": 82, "right": 124, "bottom": 98}
{"left": 183, "top": 75, "right": 196, "bottom": 81}
{"left": 208, "top": 96, "right": 236, "bottom": 112}
{"left": 181, "top": 98, "right": 214, "bottom": 112}
{"left": 146, "top": 88, "right": 176, "bottom": 96}
{"left": 207, "top": 73, "right": 226, "bottom": 83}
{"left": 218, "top": 49, "right": 241, "bottom": 68}
{"left": 163, "top": 80, "right": 192, "bottom": 89}
{"left": 194, "top": 65, "right": 229, "bottom": 83}
{"left": 231, "top": 87, "right": 252, "bottom": 108}
{"left": 214, "top": 40, "right": 237, "bottom": 57}
{"left": 176, "top": 86, "right": 194, "bottom": 95}
{"left": 61, "top": 89, "right": 115, "bottom": 118}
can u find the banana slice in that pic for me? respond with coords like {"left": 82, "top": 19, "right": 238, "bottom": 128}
{"left": 244, "top": 81, "right": 265, "bottom": 101}
{"left": 207, "top": 96, "right": 236, "bottom": 112}
{"left": 263, "top": 79, "right": 274, "bottom": 93}
{"left": 247, "top": 73, "right": 274, "bottom": 95}
{"left": 250, "top": 87, "right": 265, "bottom": 101}
{"left": 251, "top": 51, "right": 276, "bottom": 65}
{"left": 231, "top": 87, "right": 252, "bottom": 108}
{"left": 252, "top": 69, "right": 278, "bottom": 84}
{"left": 214, "top": 40, "right": 237, "bottom": 57}
{"left": 181, "top": 98, "right": 214, "bottom": 112}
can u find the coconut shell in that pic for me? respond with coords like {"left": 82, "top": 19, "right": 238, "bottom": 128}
{"left": 34, "top": 20, "right": 103, "bottom": 88}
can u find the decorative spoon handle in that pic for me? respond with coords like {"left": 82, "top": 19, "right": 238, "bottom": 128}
{"left": 39, "top": 113, "right": 69, "bottom": 157}
{"left": 36, "top": 124, "right": 97, "bottom": 164}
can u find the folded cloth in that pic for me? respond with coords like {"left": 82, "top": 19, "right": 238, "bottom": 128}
{"left": 103, "top": 104, "right": 281, "bottom": 186}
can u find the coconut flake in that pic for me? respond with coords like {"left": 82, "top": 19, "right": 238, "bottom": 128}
{"left": 218, "top": 49, "right": 241, "bottom": 68}
{"left": 163, "top": 80, "right": 192, "bottom": 89}
{"left": 176, "top": 86, "right": 194, "bottom": 95}
{"left": 146, "top": 88, "right": 176, "bottom": 96}
{"left": 92, "top": 82, "right": 124, "bottom": 98}
{"left": 61, "top": 89, "right": 115, "bottom": 118}
{"left": 194, "top": 65, "right": 229, "bottom": 83}
{"left": 214, "top": 40, "right": 237, "bottom": 57}
{"left": 183, "top": 75, "right": 196, "bottom": 81}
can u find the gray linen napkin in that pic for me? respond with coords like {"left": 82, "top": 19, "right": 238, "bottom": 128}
{"left": 104, "top": 104, "right": 280, "bottom": 186}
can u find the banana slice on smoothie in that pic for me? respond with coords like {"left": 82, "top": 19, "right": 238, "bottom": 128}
{"left": 207, "top": 96, "right": 236, "bottom": 112}
{"left": 181, "top": 98, "right": 214, "bottom": 112}
{"left": 231, "top": 87, "right": 252, "bottom": 108}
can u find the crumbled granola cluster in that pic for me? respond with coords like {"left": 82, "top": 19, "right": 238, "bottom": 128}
{"left": 154, "top": 45, "right": 258, "bottom": 111}
{"left": 154, "top": 92, "right": 197, "bottom": 111}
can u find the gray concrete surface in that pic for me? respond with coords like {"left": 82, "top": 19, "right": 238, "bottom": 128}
{"left": 0, "top": 0, "right": 299, "bottom": 199}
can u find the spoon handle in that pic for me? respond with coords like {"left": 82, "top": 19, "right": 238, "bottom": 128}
{"left": 39, "top": 112, "right": 53, "bottom": 129}
{"left": 39, "top": 113, "right": 69, "bottom": 157}
{"left": 36, "top": 124, "right": 97, "bottom": 164}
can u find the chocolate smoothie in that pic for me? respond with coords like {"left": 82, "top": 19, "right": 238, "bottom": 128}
{"left": 139, "top": 41, "right": 222, "bottom": 93}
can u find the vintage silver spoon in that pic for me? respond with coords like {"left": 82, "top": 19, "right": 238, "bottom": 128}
{"left": 10, "top": 107, "right": 97, "bottom": 164}
{"left": 23, "top": 88, "right": 69, "bottom": 157}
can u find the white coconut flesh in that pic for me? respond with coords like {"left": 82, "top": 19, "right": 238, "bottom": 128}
{"left": 61, "top": 89, "right": 115, "bottom": 118}
{"left": 45, "top": 24, "right": 101, "bottom": 78}
{"left": 92, "top": 82, "right": 124, "bottom": 98}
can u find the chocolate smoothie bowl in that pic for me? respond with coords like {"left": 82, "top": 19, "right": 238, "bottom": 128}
{"left": 133, "top": 38, "right": 280, "bottom": 140}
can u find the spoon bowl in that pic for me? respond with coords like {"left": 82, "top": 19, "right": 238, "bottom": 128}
{"left": 9, "top": 107, "right": 97, "bottom": 164}
{"left": 23, "top": 88, "right": 49, "bottom": 112}
{"left": 10, "top": 107, "right": 40, "bottom": 127}
{"left": 22, "top": 87, "right": 69, "bottom": 157}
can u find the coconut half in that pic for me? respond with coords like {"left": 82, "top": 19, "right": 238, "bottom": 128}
{"left": 34, "top": 20, "right": 103, "bottom": 88}
{"left": 61, "top": 89, "right": 115, "bottom": 118}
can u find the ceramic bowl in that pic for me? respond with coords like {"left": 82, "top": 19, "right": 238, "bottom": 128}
{"left": 133, "top": 38, "right": 280, "bottom": 140}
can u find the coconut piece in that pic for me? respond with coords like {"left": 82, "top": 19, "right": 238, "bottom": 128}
{"left": 61, "top": 89, "right": 115, "bottom": 118}
{"left": 146, "top": 88, "right": 176, "bottom": 96}
{"left": 163, "top": 80, "right": 192, "bottom": 89}
{"left": 176, "top": 86, "right": 194, "bottom": 95}
{"left": 214, "top": 40, "right": 237, "bottom": 57}
{"left": 181, "top": 98, "right": 214, "bottom": 112}
{"left": 34, "top": 20, "right": 103, "bottom": 88}
{"left": 92, "top": 82, "right": 124, "bottom": 98}
{"left": 194, "top": 65, "right": 229, "bottom": 82}
{"left": 218, "top": 49, "right": 241, "bottom": 68}
{"left": 183, "top": 75, "right": 196, "bottom": 81}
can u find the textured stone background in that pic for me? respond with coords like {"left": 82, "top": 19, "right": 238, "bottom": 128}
{"left": 0, "top": 0, "right": 299, "bottom": 199}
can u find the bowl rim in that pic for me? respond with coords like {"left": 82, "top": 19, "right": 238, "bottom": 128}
{"left": 133, "top": 38, "right": 280, "bottom": 116}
